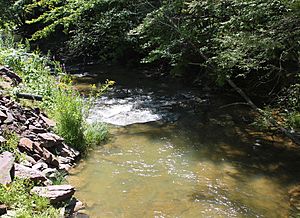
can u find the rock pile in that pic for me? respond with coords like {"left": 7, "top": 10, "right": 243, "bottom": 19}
{"left": 0, "top": 95, "right": 85, "bottom": 217}
{"left": 0, "top": 95, "right": 80, "bottom": 172}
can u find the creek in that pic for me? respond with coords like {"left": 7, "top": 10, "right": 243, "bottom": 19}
{"left": 68, "top": 65, "right": 299, "bottom": 217}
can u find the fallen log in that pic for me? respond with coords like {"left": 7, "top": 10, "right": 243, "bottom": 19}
{"left": 0, "top": 90, "right": 43, "bottom": 101}
{"left": 227, "top": 78, "right": 300, "bottom": 145}
{"left": 15, "top": 93, "right": 43, "bottom": 101}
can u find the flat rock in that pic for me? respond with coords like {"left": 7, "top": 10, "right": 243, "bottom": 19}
{"left": 32, "top": 162, "right": 48, "bottom": 171}
{"left": 38, "top": 133, "right": 63, "bottom": 148}
{"left": 19, "top": 137, "right": 34, "bottom": 151}
{"left": 0, "top": 152, "right": 15, "bottom": 185}
{"left": 15, "top": 163, "right": 47, "bottom": 183}
{"left": 40, "top": 114, "right": 56, "bottom": 127}
{"left": 29, "top": 125, "right": 47, "bottom": 133}
{"left": 31, "top": 185, "right": 75, "bottom": 204}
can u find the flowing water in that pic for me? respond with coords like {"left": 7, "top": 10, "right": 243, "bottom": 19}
{"left": 68, "top": 66, "right": 300, "bottom": 217}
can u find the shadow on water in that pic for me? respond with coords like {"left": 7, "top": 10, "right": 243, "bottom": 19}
{"left": 69, "top": 65, "right": 300, "bottom": 217}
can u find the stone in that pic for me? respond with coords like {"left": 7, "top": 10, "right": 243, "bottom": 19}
{"left": 29, "top": 125, "right": 47, "bottom": 133}
{"left": 0, "top": 110, "right": 7, "bottom": 121}
{"left": 65, "top": 198, "right": 85, "bottom": 217}
{"left": 43, "top": 148, "right": 59, "bottom": 167}
{"left": 56, "top": 143, "right": 80, "bottom": 159}
{"left": 0, "top": 152, "right": 15, "bottom": 185}
{"left": 38, "top": 133, "right": 63, "bottom": 148}
{"left": 40, "top": 114, "right": 56, "bottom": 127}
{"left": 4, "top": 111, "right": 14, "bottom": 124}
{"left": 32, "top": 162, "right": 48, "bottom": 171}
{"left": 31, "top": 185, "right": 75, "bottom": 204}
{"left": 0, "top": 204, "right": 7, "bottom": 216}
{"left": 19, "top": 137, "right": 34, "bottom": 151}
{"left": 0, "top": 136, "right": 6, "bottom": 144}
{"left": 15, "top": 163, "right": 47, "bottom": 183}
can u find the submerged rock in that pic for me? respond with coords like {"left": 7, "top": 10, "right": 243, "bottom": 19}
{"left": 31, "top": 185, "right": 75, "bottom": 204}
{"left": 0, "top": 152, "right": 15, "bottom": 185}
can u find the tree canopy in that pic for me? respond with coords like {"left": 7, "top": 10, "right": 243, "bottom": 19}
{"left": 1, "top": 0, "right": 300, "bottom": 128}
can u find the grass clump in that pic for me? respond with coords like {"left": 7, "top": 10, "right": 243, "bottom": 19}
{"left": 84, "top": 122, "right": 108, "bottom": 147}
{"left": 0, "top": 179, "right": 60, "bottom": 218}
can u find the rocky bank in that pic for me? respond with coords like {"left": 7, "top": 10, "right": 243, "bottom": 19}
{"left": 0, "top": 67, "right": 87, "bottom": 217}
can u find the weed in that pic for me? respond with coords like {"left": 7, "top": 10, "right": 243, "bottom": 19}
{"left": 52, "top": 89, "right": 85, "bottom": 152}
{"left": 0, "top": 178, "right": 60, "bottom": 218}
{"left": 0, "top": 131, "right": 25, "bottom": 162}
{"left": 84, "top": 122, "right": 108, "bottom": 147}
{"left": 49, "top": 171, "right": 68, "bottom": 185}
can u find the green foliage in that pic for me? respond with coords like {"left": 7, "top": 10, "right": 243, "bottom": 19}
{"left": 0, "top": 131, "right": 19, "bottom": 154}
{"left": 288, "top": 112, "right": 300, "bottom": 129}
{"left": 0, "top": 179, "right": 60, "bottom": 218}
{"left": 0, "top": 32, "right": 109, "bottom": 153}
{"left": 49, "top": 171, "right": 67, "bottom": 185}
{"left": 84, "top": 122, "right": 108, "bottom": 147}
{"left": 0, "top": 131, "right": 25, "bottom": 162}
{"left": 52, "top": 89, "right": 85, "bottom": 151}
{"left": 17, "top": 0, "right": 158, "bottom": 61}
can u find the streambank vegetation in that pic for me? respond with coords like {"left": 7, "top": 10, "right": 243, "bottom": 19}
{"left": 0, "top": 0, "right": 299, "bottom": 216}
{"left": 1, "top": 0, "right": 299, "bottom": 139}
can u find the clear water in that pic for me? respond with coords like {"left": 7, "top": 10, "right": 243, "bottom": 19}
{"left": 68, "top": 66, "right": 298, "bottom": 217}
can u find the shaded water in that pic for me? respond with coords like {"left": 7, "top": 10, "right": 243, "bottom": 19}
{"left": 68, "top": 66, "right": 300, "bottom": 217}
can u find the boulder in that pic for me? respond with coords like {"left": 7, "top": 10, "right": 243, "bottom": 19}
{"left": 0, "top": 151, "right": 15, "bottom": 185}
{"left": 31, "top": 185, "right": 75, "bottom": 204}
{"left": 14, "top": 163, "right": 47, "bottom": 183}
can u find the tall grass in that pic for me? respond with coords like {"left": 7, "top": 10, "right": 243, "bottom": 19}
{"left": 52, "top": 89, "right": 85, "bottom": 151}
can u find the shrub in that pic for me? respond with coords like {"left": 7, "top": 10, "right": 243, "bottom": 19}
{"left": 52, "top": 89, "right": 85, "bottom": 152}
